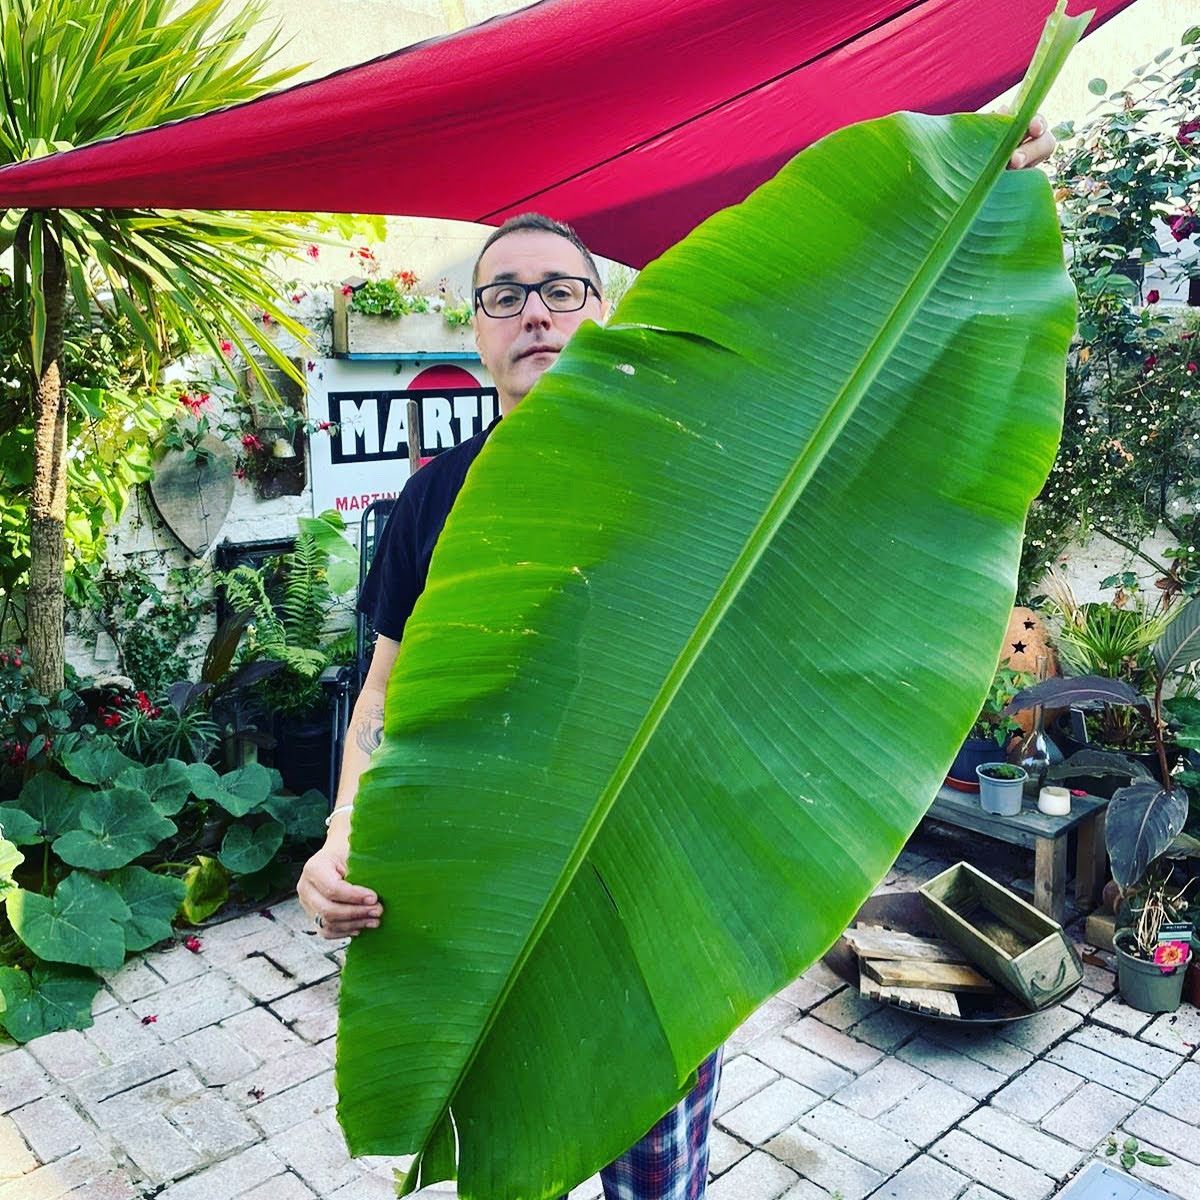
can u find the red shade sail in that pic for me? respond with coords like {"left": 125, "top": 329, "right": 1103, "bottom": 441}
{"left": 0, "top": 0, "right": 1133, "bottom": 267}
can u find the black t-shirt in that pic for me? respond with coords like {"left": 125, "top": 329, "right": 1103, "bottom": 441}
{"left": 356, "top": 421, "right": 498, "bottom": 641}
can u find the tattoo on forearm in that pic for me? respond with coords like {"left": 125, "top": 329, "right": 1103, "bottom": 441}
{"left": 353, "top": 700, "right": 385, "bottom": 755}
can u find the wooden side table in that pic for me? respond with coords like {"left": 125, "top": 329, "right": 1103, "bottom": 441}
{"left": 924, "top": 785, "right": 1109, "bottom": 924}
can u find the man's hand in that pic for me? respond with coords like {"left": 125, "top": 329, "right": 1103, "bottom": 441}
{"left": 297, "top": 841, "right": 382, "bottom": 939}
{"left": 1006, "top": 112, "right": 1056, "bottom": 170}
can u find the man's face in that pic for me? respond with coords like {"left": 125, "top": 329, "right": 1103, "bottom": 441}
{"left": 473, "top": 230, "right": 607, "bottom": 415}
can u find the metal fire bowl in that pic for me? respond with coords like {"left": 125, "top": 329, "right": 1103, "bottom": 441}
{"left": 822, "top": 891, "right": 1079, "bottom": 1024}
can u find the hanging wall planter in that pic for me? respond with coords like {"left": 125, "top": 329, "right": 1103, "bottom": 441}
{"left": 148, "top": 434, "right": 236, "bottom": 556}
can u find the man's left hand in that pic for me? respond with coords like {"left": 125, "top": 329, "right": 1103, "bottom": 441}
{"left": 1007, "top": 113, "right": 1055, "bottom": 170}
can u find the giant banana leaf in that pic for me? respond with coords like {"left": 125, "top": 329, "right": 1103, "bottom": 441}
{"left": 337, "top": 8, "right": 1085, "bottom": 1197}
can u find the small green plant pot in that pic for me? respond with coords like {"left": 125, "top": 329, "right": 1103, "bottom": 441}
{"left": 975, "top": 763, "right": 1027, "bottom": 816}
{"left": 1114, "top": 930, "right": 1190, "bottom": 1014}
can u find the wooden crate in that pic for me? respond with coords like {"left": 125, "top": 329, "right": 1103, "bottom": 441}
{"left": 331, "top": 291, "right": 475, "bottom": 356}
{"left": 918, "top": 862, "right": 1082, "bottom": 1010}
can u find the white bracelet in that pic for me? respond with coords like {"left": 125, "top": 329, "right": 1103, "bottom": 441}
{"left": 324, "top": 803, "right": 355, "bottom": 828}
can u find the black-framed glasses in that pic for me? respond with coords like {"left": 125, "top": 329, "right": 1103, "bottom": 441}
{"left": 473, "top": 275, "right": 601, "bottom": 318}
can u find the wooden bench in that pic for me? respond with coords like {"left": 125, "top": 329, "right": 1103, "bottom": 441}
{"left": 924, "top": 785, "right": 1109, "bottom": 924}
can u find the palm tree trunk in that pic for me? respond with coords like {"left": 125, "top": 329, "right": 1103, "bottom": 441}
{"left": 28, "top": 239, "right": 69, "bottom": 697}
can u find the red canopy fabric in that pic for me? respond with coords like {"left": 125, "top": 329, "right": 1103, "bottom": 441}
{"left": 0, "top": 0, "right": 1134, "bottom": 267}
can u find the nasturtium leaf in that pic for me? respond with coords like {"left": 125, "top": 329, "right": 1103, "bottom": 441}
{"left": 115, "top": 759, "right": 193, "bottom": 816}
{"left": 179, "top": 855, "right": 230, "bottom": 924}
{"left": 218, "top": 819, "right": 285, "bottom": 875}
{"left": 0, "top": 838, "right": 24, "bottom": 900}
{"left": 263, "top": 788, "right": 327, "bottom": 840}
{"left": 5, "top": 773, "right": 88, "bottom": 843}
{"left": 187, "top": 762, "right": 273, "bottom": 817}
{"left": 8, "top": 873, "right": 130, "bottom": 970}
{"left": 0, "top": 804, "right": 40, "bottom": 847}
{"left": 52, "top": 787, "right": 177, "bottom": 871}
{"left": 108, "top": 866, "right": 188, "bottom": 951}
{"left": 60, "top": 735, "right": 136, "bottom": 786}
{"left": 0, "top": 963, "right": 100, "bottom": 1042}
{"left": 337, "top": 8, "right": 1088, "bottom": 1196}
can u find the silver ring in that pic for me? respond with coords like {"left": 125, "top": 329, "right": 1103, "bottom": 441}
{"left": 314, "top": 912, "right": 324, "bottom": 929}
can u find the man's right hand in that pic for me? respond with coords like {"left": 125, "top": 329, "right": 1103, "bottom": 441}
{"left": 297, "top": 840, "right": 382, "bottom": 939}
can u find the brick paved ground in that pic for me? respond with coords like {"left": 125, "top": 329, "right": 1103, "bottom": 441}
{"left": 1, "top": 824, "right": 1195, "bottom": 1200}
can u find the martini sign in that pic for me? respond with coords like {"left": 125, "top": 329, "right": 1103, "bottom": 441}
{"left": 307, "top": 359, "right": 498, "bottom": 521}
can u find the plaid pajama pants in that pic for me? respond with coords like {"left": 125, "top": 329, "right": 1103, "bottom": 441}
{"left": 556, "top": 1047, "right": 724, "bottom": 1200}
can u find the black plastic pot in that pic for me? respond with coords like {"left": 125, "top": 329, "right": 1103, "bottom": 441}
{"left": 274, "top": 709, "right": 332, "bottom": 799}
{"left": 946, "top": 738, "right": 1002, "bottom": 792}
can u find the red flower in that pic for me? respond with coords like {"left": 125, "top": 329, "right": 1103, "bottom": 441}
{"left": 1177, "top": 118, "right": 1200, "bottom": 147}
{"left": 141, "top": 1014, "right": 158, "bottom": 1025}
{"left": 306, "top": 360, "right": 316, "bottom": 373}
{"left": 355, "top": 247, "right": 375, "bottom": 261}
{"left": 178, "top": 391, "right": 209, "bottom": 416}
{"left": 290, "top": 292, "right": 305, "bottom": 304}
{"left": 340, "top": 284, "right": 353, "bottom": 297}
{"left": 1168, "top": 207, "right": 1198, "bottom": 241}
{"left": 1188, "top": 363, "right": 1197, "bottom": 373}
{"left": 316, "top": 420, "right": 333, "bottom": 432}
{"left": 306, "top": 244, "right": 320, "bottom": 259}
{"left": 102, "top": 711, "right": 122, "bottom": 728}
{"left": 233, "top": 467, "right": 246, "bottom": 480}
{"left": 1153, "top": 940, "right": 1189, "bottom": 973}
{"left": 1146, "top": 289, "right": 1160, "bottom": 304}
{"left": 1144, "top": 354, "right": 1158, "bottom": 370}
{"left": 219, "top": 339, "right": 233, "bottom": 355}
{"left": 184, "top": 935, "right": 203, "bottom": 953}
{"left": 260, "top": 311, "right": 274, "bottom": 325}
{"left": 396, "top": 269, "right": 418, "bottom": 290}
{"left": 241, "top": 434, "right": 264, "bottom": 452}
{"left": 4, "top": 741, "right": 26, "bottom": 767}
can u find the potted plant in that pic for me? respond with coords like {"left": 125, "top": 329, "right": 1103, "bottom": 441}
{"left": 946, "top": 662, "right": 1034, "bottom": 791}
{"left": 975, "top": 762, "right": 1028, "bottom": 815}
{"left": 1113, "top": 868, "right": 1194, "bottom": 1013}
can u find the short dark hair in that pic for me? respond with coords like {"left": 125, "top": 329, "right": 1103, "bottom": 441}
{"left": 471, "top": 213, "right": 603, "bottom": 293}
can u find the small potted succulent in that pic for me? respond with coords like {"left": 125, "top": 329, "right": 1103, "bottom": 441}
{"left": 975, "top": 762, "right": 1028, "bottom": 816}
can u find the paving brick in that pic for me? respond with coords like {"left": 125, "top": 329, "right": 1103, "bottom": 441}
{"left": 1040, "top": 1082, "right": 1137, "bottom": 1149}
{"left": 764, "top": 1125, "right": 886, "bottom": 1200}
{"left": 991, "top": 1061, "right": 1085, "bottom": 1123}
{"left": 90, "top": 989, "right": 118, "bottom": 1017}
{"left": 0, "top": 1113, "right": 37, "bottom": 1177}
{"left": 71, "top": 1044, "right": 183, "bottom": 1109}
{"left": 1123, "top": 1104, "right": 1200, "bottom": 1166}
{"left": 1081, "top": 960, "right": 1116, "bottom": 993}
{"left": 168, "top": 1092, "right": 258, "bottom": 1157}
{"left": 798, "top": 1100, "right": 916, "bottom": 1173}
{"left": 269, "top": 898, "right": 317, "bottom": 934}
{"left": 961, "top": 1105, "right": 1084, "bottom": 1178}
{"left": 245, "top": 1071, "right": 336, "bottom": 1137}
{"left": 269, "top": 979, "right": 340, "bottom": 1043}
{"left": 129, "top": 973, "right": 253, "bottom": 1042}
{"left": 801, "top": 960, "right": 846, "bottom": 993}
{"left": 238, "top": 1172, "right": 316, "bottom": 1200}
{"left": 719, "top": 1078, "right": 821, "bottom": 1145}
{"left": 9, "top": 1094, "right": 95, "bottom": 1162}
{"left": 1044, "top": 1041, "right": 1157, "bottom": 1100}
{"left": 1061, "top": 987, "right": 1106, "bottom": 1016}
{"left": 751, "top": 1036, "right": 855, "bottom": 1097}
{"left": 834, "top": 1058, "right": 931, "bottom": 1120}
{"left": 776, "top": 1181, "right": 835, "bottom": 1200}
{"left": 930, "top": 1130, "right": 1054, "bottom": 1200}
{"left": 566, "top": 1176, "right": 604, "bottom": 1200}
{"left": 958, "top": 1187, "right": 1007, "bottom": 1200}
{"left": 783, "top": 1016, "right": 883, "bottom": 1074}
{"left": 729, "top": 996, "right": 803, "bottom": 1053}
{"left": 877, "top": 1078, "right": 976, "bottom": 1148}
{"left": 202, "top": 911, "right": 287, "bottom": 944}
{"left": 866, "top": 1153, "right": 966, "bottom": 1200}
{"left": 708, "top": 1127, "right": 752, "bottom": 1176}
{"left": 1145, "top": 1060, "right": 1200, "bottom": 1122}
{"left": 713, "top": 1055, "right": 778, "bottom": 1119}
{"left": 924, "top": 1025, "right": 1034, "bottom": 1077}
{"left": 0, "top": 1049, "right": 52, "bottom": 1112}
{"left": 144, "top": 944, "right": 210, "bottom": 985}
{"left": 224, "top": 1046, "right": 330, "bottom": 1108}
{"left": 84, "top": 1006, "right": 161, "bottom": 1063}
{"left": 265, "top": 1113, "right": 358, "bottom": 1194}
{"left": 706, "top": 1149, "right": 799, "bottom": 1200}
{"left": 112, "top": 1114, "right": 205, "bottom": 1183}
{"left": 850, "top": 1006, "right": 923, "bottom": 1052}
{"left": 257, "top": 939, "right": 340, "bottom": 988}
{"left": 1139, "top": 1003, "right": 1200, "bottom": 1055}
{"left": 809, "top": 989, "right": 880, "bottom": 1032}
{"left": 101, "top": 958, "right": 166, "bottom": 1003}
{"left": 178, "top": 1025, "right": 258, "bottom": 1086}
{"left": 1069, "top": 1025, "right": 1183, "bottom": 1076}
{"left": 153, "top": 1143, "right": 284, "bottom": 1200}
{"left": 24, "top": 1030, "right": 106, "bottom": 1083}
{"left": 221, "top": 1005, "right": 304, "bottom": 1060}
{"left": 894, "top": 1036, "right": 1007, "bottom": 1099}
{"left": 1090, "top": 995, "right": 1154, "bottom": 1036}
{"left": 995, "top": 1006, "right": 1083, "bottom": 1055}
{"left": 775, "top": 974, "right": 839, "bottom": 1013}
{"left": 325, "top": 1172, "right": 399, "bottom": 1200}
{"left": 91, "top": 1068, "right": 203, "bottom": 1130}
{"left": 0, "top": 1145, "right": 135, "bottom": 1200}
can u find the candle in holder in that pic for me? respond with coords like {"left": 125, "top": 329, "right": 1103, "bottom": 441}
{"left": 1038, "top": 786, "right": 1071, "bottom": 817}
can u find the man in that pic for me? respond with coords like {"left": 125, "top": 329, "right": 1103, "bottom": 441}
{"left": 298, "top": 113, "right": 1056, "bottom": 1198}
